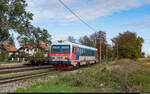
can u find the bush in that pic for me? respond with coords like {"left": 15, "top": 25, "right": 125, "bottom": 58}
{"left": 0, "top": 50, "right": 8, "bottom": 61}
{"left": 34, "top": 51, "right": 45, "bottom": 57}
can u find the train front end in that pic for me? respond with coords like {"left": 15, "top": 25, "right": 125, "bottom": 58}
{"left": 50, "top": 42, "right": 72, "bottom": 69}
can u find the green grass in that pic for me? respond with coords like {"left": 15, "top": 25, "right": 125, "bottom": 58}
{"left": 138, "top": 57, "right": 150, "bottom": 61}
{"left": 55, "top": 59, "right": 150, "bottom": 92}
{"left": 16, "top": 82, "right": 77, "bottom": 93}
{"left": 14, "top": 59, "right": 150, "bottom": 93}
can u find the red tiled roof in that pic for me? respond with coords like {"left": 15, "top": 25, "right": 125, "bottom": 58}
{"left": 3, "top": 44, "right": 17, "bottom": 52}
{"left": 39, "top": 44, "right": 50, "bottom": 51}
{"left": 22, "top": 44, "right": 34, "bottom": 49}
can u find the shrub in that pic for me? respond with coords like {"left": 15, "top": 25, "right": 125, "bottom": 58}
{"left": 0, "top": 50, "right": 8, "bottom": 61}
{"left": 34, "top": 51, "right": 45, "bottom": 57}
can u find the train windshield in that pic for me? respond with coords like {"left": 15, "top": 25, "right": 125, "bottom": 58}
{"left": 51, "top": 45, "right": 70, "bottom": 54}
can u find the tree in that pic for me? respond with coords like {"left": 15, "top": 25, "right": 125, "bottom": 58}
{"left": 7, "top": 34, "right": 15, "bottom": 46}
{"left": 0, "top": 31, "right": 15, "bottom": 46}
{"left": 0, "top": 0, "right": 33, "bottom": 44}
{"left": 33, "top": 51, "right": 45, "bottom": 57}
{"left": 0, "top": 50, "right": 8, "bottom": 61}
{"left": 79, "top": 31, "right": 108, "bottom": 61}
{"left": 112, "top": 31, "right": 144, "bottom": 59}
{"left": 17, "top": 25, "right": 52, "bottom": 46}
{"left": 79, "top": 35, "right": 94, "bottom": 47}
{"left": 67, "top": 36, "right": 76, "bottom": 42}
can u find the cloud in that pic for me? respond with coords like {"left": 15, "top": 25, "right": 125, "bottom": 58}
{"left": 145, "top": 39, "right": 150, "bottom": 43}
{"left": 26, "top": 0, "right": 150, "bottom": 23}
{"left": 124, "top": 20, "right": 150, "bottom": 27}
{"left": 123, "top": 16, "right": 150, "bottom": 27}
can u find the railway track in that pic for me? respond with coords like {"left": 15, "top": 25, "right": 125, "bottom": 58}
{"left": 0, "top": 69, "right": 57, "bottom": 85}
{"left": 0, "top": 65, "right": 29, "bottom": 70}
{"left": 0, "top": 65, "right": 53, "bottom": 74}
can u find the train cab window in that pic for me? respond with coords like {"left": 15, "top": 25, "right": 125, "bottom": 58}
{"left": 61, "top": 45, "right": 70, "bottom": 53}
{"left": 51, "top": 45, "right": 60, "bottom": 53}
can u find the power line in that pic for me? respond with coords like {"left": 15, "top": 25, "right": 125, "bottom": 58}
{"left": 58, "top": 0, "right": 97, "bottom": 32}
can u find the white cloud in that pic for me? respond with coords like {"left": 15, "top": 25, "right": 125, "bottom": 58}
{"left": 124, "top": 20, "right": 150, "bottom": 27}
{"left": 145, "top": 39, "right": 150, "bottom": 43}
{"left": 123, "top": 16, "right": 150, "bottom": 27}
{"left": 26, "top": 0, "right": 150, "bottom": 23}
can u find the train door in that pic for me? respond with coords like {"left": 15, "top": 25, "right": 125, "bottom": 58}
{"left": 71, "top": 46, "right": 77, "bottom": 60}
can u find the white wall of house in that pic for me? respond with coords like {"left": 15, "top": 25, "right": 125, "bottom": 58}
{"left": 18, "top": 47, "right": 49, "bottom": 57}
{"left": 8, "top": 52, "right": 13, "bottom": 57}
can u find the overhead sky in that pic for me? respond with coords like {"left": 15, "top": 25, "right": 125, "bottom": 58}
{"left": 24, "top": 0, "right": 150, "bottom": 54}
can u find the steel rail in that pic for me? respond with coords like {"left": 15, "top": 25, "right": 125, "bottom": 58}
{"left": 0, "top": 69, "right": 56, "bottom": 85}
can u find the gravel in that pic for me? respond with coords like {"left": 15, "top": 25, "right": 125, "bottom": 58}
{"left": 0, "top": 81, "right": 30, "bottom": 93}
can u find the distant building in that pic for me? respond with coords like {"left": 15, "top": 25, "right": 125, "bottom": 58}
{"left": 18, "top": 44, "right": 50, "bottom": 57}
{"left": 39, "top": 44, "right": 50, "bottom": 57}
{"left": 145, "top": 54, "right": 150, "bottom": 58}
{"left": 0, "top": 44, "right": 17, "bottom": 57}
{"left": 18, "top": 44, "right": 36, "bottom": 56}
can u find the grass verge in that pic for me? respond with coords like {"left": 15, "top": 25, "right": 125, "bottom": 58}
{"left": 15, "top": 59, "right": 150, "bottom": 92}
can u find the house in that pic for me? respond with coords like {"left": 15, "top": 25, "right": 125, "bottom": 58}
{"left": 0, "top": 44, "right": 17, "bottom": 57}
{"left": 18, "top": 44, "right": 36, "bottom": 56}
{"left": 145, "top": 54, "right": 150, "bottom": 58}
{"left": 18, "top": 44, "right": 50, "bottom": 57}
{"left": 39, "top": 44, "right": 50, "bottom": 57}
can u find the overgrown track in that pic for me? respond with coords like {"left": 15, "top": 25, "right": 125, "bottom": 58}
{"left": 0, "top": 65, "right": 53, "bottom": 74}
{"left": 0, "top": 69, "right": 57, "bottom": 85}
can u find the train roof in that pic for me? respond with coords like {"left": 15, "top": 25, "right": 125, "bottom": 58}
{"left": 52, "top": 41, "right": 97, "bottom": 51}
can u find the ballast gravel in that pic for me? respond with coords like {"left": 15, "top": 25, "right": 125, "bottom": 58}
{"left": 0, "top": 81, "right": 30, "bottom": 93}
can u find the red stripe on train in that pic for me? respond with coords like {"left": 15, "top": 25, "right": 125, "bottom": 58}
{"left": 73, "top": 59, "right": 96, "bottom": 62}
{"left": 50, "top": 53, "right": 70, "bottom": 56}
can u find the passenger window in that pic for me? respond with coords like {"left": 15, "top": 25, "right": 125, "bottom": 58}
{"left": 82, "top": 49, "right": 83, "bottom": 56}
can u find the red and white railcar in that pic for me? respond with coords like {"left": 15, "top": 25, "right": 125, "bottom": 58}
{"left": 50, "top": 41, "right": 98, "bottom": 70}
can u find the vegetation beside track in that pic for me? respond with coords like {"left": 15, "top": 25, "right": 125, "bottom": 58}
{"left": 15, "top": 59, "right": 150, "bottom": 93}
{"left": 138, "top": 57, "right": 150, "bottom": 61}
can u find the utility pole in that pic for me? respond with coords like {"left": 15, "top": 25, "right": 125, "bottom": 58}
{"left": 111, "top": 42, "right": 114, "bottom": 62}
{"left": 106, "top": 44, "right": 108, "bottom": 63}
{"left": 117, "top": 42, "right": 118, "bottom": 60}
{"left": 99, "top": 37, "right": 102, "bottom": 64}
